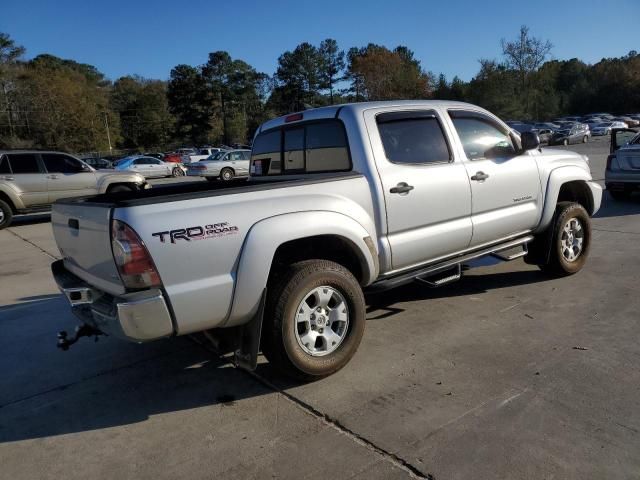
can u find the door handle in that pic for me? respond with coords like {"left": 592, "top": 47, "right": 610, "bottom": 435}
{"left": 0, "top": 176, "right": 14, "bottom": 181}
{"left": 389, "top": 182, "right": 414, "bottom": 194}
{"left": 47, "top": 174, "right": 59, "bottom": 180}
{"left": 471, "top": 171, "right": 489, "bottom": 181}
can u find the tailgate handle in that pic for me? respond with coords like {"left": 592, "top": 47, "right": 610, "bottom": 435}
{"left": 68, "top": 219, "right": 79, "bottom": 230}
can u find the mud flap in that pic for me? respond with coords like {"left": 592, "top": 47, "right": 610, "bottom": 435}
{"left": 233, "top": 289, "right": 266, "bottom": 371}
{"left": 524, "top": 212, "right": 559, "bottom": 266}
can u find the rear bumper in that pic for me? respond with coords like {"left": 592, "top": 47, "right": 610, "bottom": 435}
{"left": 51, "top": 259, "right": 174, "bottom": 342}
{"left": 605, "top": 171, "right": 640, "bottom": 185}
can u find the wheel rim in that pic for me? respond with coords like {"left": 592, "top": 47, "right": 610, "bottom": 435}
{"left": 0, "top": 209, "right": 4, "bottom": 223}
{"left": 561, "top": 217, "right": 585, "bottom": 262}
{"left": 222, "top": 170, "right": 232, "bottom": 180}
{"left": 294, "top": 286, "right": 349, "bottom": 357}
{"left": 173, "top": 168, "right": 184, "bottom": 177}
{"left": 564, "top": 139, "right": 568, "bottom": 146}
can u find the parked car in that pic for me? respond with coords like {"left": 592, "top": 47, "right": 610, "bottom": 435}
{"left": 0, "top": 150, "right": 148, "bottom": 229}
{"left": 548, "top": 124, "right": 591, "bottom": 145}
{"left": 187, "top": 147, "right": 224, "bottom": 164}
{"left": 534, "top": 128, "right": 554, "bottom": 144}
{"left": 114, "top": 156, "right": 185, "bottom": 178}
{"left": 49, "top": 100, "right": 601, "bottom": 380}
{"left": 162, "top": 152, "right": 184, "bottom": 163}
{"left": 605, "top": 128, "right": 640, "bottom": 200}
{"left": 82, "top": 157, "right": 113, "bottom": 169}
{"left": 592, "top": 121, "right": 628, "bottom": 136}
{"left": 614, "top": 117, "right": 640, "bottom": 128}
{"left": 144, "top": 153, "right": 165, "bottom": 161}
{"left": 186, "top": 149, "right": 251, "bottom": 181}
{"left": 533, "top": 122, "right": 561, "bottom": 131}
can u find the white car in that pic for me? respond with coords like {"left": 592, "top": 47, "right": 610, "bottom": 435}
{"left": 186, "top": 149, "right": 250, "bottom": 181}
{"left": 187, "top": 147, "right": 224, "bottom": 164}
{"left": 592, "top": 121, "right": 627, "bottom": 136}
{"left": 114, "top": 156, "right": 186, "bottom": 178}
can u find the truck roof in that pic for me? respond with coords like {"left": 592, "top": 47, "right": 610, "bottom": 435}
{"left": 258, "top": 100, "right": 479, "bottom": 133}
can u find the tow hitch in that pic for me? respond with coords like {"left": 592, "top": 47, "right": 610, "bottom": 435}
{"left": 57, "top": 324, "right": 104, "bottom": 351}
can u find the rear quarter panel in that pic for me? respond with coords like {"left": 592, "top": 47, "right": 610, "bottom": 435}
{"left": 114, "top": 176, "right": 376, "bottom": 334}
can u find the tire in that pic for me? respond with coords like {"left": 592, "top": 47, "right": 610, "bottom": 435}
{"left": 262, "top": 260, "right": 366, "bottom": 381}
{"left": 582, "top": 135, "right": 588, "bottom": 143}
{"left": 539, "top": 202, "right": 591, "bottom": 277}
{"left": 563, "top": 138, "right": 569, "bottom": 146}
{"left": 172, "top": 167, "right": 184, "bottom": 177}
{"left": 108, "top": 185, "right": 133, "bottom": 194}
{"left": 220, "top": 168, "right": 234, "bottom": 181}
{"left": 0, "top": 199, "right": 14, "bottom": 230}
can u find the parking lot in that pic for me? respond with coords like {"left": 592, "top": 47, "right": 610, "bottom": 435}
{"left": 2, "top": 136, "right": 640, "bottom": 479}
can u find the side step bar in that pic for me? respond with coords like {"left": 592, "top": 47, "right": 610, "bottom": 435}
{"left": 367, "top": 235, "right": 533, "bottom": 293}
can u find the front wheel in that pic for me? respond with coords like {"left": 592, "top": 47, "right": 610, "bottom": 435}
{"left": 220, "top": 168, "right": 234, "bottom": 181}
{"left": 172, "top": 167, "right": 184, "bottom": 177}
{"left": 262, "top": 260, "right": 366, "bottom": 381}
{"left": 107, "top": 185, "right": 133, "bottom": 194}
{"left": 582, "top": 135, "right": 588, "bottom": 143}
{"left": 539, "top": 202, "right": 591, "bottom": 276}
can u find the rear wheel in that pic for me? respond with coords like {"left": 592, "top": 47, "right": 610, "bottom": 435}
{"left": 220, "top": 168, "right": 234, "bottom": 181}
{"left": 582, "top": 135, "right": 588, "bottom": 143}
{"left": 262, "top": 260, "right": 366, "bottom": 381}
{"left": 563, "top": 138, "right": 569, "bottom": 146}
{"left": 172, "top": 167, "right": 184, "bottom": 177}
{"left": 539, "top": 202, "right": 591, "bottom": 276}
{"left": 0, "top": 199, "right": 14, "bottom": 230}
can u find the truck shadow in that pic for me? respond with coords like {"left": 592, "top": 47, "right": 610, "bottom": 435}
{"left": 0, "top": 267, "right": 554, "bottom": 444}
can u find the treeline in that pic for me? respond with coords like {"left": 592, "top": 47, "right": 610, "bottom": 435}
{"left": 0, "top": 28, "right": 639, "bottom": 152}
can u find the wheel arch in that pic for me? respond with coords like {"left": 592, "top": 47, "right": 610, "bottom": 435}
{"left": 0, "top": 190, "right": 18, "bottom": 213}
{"left": 535, "top": 166, "right": 602, "bottom": 233}
{"left": 224, "top": 211, "right": 378, "bottom": 327}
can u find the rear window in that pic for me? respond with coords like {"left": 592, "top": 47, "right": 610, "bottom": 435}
{"left": 251, "top": 120, "right": 350, "bottom": 176}
{"left": 7, "top": 153, "right": 40, "bottom": 174}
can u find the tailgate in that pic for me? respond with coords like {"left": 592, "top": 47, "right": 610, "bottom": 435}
{"left": 51, "top": 202, "right": 125, "bottom": 295}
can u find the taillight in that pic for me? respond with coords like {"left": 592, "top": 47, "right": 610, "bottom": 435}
{"left": 606, "top": 154, "right": 614, "bottom": 171}
{"left": 111, "top": 220, "right": 161, "bottom": 289}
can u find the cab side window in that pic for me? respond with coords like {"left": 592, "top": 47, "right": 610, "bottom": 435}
{"left": 449, "top": 110, "right": 516, "bottom": 160}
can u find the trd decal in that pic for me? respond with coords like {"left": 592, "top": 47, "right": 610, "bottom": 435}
{"left": 152, "top": 222, "right": 239, "bottom": 244}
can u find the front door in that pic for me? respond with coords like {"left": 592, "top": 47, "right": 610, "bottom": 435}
{"left": 365, "top": 108, "right": 473, "bottom": 271}
{"left": 41, "top": 153, "right": 98, "bottom": 202}
{"left": 447, "top": 109, "right": 542, "bottom": 247}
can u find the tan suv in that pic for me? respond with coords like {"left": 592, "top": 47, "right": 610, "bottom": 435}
{"left": 0, "top": 150, "right": 148, "bottom": 229}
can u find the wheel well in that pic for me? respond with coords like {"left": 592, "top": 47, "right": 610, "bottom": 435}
{"left": 271, "top": 235, "right": 365, "bottom": 283}
{"left": 0, "top": 191, "right": 16, "bottom": 213}
{"left": 106, "top": 183, "right": 135, "bottom": 193}
{"left": 557, "top": 181, "right": 593, "bottom": 213}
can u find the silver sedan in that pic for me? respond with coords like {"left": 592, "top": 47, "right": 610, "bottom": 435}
{"left": 186, "top": 150, "right": 251, "bottom": 181}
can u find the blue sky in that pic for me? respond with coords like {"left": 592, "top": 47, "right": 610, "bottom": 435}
{"left": 3, "top": 0, "right": 639, "bottom": 82}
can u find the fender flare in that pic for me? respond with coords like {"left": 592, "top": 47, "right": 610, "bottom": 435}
{"left": 224, "top": 211, "right": 378, "bottom": 327}
{"left": 97, "top": 173, "right": 146, "bottom": 193}
{"left": 534, "top": 165, "right": 601, "bottom": 234}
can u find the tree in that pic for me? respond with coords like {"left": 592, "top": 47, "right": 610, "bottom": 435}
{"left": 0, "top": 32, "right": 26, "bottom": 141}
{"left": 167, "top": 64, "right": 211, "bottom": 144}
{"left": 275, "top": 42, "right": 323, "bottom": 111}
{"left": 346, "top": 44, "right": 431, "bottom": 101}
{"left": 318, "top": 39, "right": 345, "bottom": 104}
{"left": 501, "top": 25, "right": 553, "bottom": 116}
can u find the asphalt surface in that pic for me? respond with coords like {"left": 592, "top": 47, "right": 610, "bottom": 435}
{"left": 2, "top": 136, "right": 640, "bottom": 479}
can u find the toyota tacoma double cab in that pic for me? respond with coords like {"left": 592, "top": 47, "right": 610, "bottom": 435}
{"left": 0, "top": 150, "right": 148, "bottom": 229}
{"left": 50, "top": 101, "right": 602, "bottom": 380}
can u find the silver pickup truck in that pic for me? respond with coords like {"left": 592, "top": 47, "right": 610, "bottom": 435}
{"left": 50, "top": 101, "right": 602, "bottom": 380}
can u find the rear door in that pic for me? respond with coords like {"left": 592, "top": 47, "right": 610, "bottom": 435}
{"left": 5, "top": 153, "right": 48, "bottom": 207}
{"left": 447, "top": 109, "right": 542, "bottom": 247}
{"left": 42, "top": 153, "right": 98, "bottom": 202}
{"left": 365, "top": 108, "right": 473, "bottom": 271}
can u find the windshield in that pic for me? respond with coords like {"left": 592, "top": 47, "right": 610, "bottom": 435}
{"left": 207, "top": 151, "right": 227, "bottom": 161}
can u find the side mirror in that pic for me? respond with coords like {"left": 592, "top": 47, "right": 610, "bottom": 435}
{"left": 521, "top": 131, "right": 540, "bottom": 151}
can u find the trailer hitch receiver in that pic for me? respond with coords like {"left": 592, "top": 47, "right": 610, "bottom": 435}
{"left": 57, "top": 324, "right": 103, "bottom": 351}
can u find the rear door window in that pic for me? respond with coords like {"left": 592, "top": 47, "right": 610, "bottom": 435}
{"left": 305, "top": 122, "right": 350, "bottom": 172}
{"left": 376, "top": 111, "right": 451, "bottom": 165}
{"left": 7, "top": 153, "right": 41, "bottom": 174}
